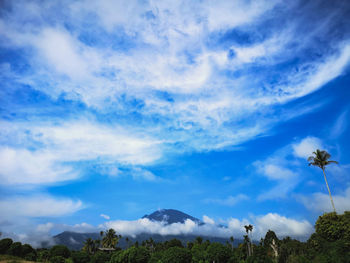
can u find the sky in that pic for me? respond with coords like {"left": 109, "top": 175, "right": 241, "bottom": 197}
{"left": 1, "top": 0, "right": 350, "bottom": 246}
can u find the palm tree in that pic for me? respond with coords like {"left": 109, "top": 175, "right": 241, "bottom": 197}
{"left": 82, "top": 238, "right": 95, "bottom": 254}
{"left": 308, "top": 149, "right": 338, "bottom": 213}
{"left": 229, "top": 236, "right": 234, "bottom": 251}
{"left": 244, "top": 226, "right": 251, "bottom": 257}
{"left": 248, "top": 224, "right": 253, "bottom": 254}
{"left": 100, "top": 228, "right": 121, "bottom": 249}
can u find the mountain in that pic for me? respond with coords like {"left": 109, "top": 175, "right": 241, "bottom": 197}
{"left": 142, "top": 209, "right": 202, "bottom": 224}
{"left": 53, "top": 232, "right": 100, "bottom": 251}
{"left": 53, "top": 209, "right": 240, "bottom": 250}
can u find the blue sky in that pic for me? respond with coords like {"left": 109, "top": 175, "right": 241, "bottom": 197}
{"left": 1, "top": 0, "right": 350, "bottom": 245}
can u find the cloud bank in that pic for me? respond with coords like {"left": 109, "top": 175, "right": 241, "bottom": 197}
{"left": 100, "top": 213, "right": 313, "bottom": 240}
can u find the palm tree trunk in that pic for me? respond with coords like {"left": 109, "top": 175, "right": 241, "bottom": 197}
{"left": 322, "top": 168, "right": 336, "bottom": 213}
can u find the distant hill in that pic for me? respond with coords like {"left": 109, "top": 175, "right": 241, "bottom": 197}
{"left": 53, "top": 209, "right": 241, "bottom": 250}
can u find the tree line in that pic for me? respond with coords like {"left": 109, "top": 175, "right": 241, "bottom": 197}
{"left": 0, "top": 211, "right": 349, "bottom": 263}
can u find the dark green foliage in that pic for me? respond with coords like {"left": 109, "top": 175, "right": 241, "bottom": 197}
{"left": 50, "top": 255, "right": 66, "bottom": 263}
{"left": 278, "top": 237, "right": 306, "bottom": 263}
{"left": 50, "top": 245, "right": 71, "bottom": 258}
{"left": 315, "top": 212, "right": 350, "bottom": 242}
{"left": 90, "top": 251, "right": 111, "bottom": 263}
{"left": 21, "top": 243, "right": 36, "bottom": 259}
{"left": 37, "top": 249, "right": 50, "bottom": 262}
{"left": 7, "top": 242, "right": 22, "bottom": 256}
{"left": 71, "top": 251, "right": 90, "bottom": 263}
{"left": 110, "top": 249, "right": 129, "bottom": 263}
{"left": 164, "top": 238, "right": 183, "bottom": 249}
{"left": 0, "top": 238, "right": 13, "bottom": 254}
{"left": 246, "top": 246, "right": 272, "bottom": 263}
{"left": 263, "top": 230, "right": 279, "bottom": 248}
{"left": 148, "top": 251, "right": 163, "bottom": 263}
{"left": 128, "top": 247, "right": 150, "bottom": 263}
{"left": 24, "top": 252, "right": 37, "bottom": 261}
{"left": 206, "top": 242, "right": 232, "bottom": 263}
{"left": 160, "top": 247, "right": 191, "bottom": 263}
{"left": 191, "top": 243, "right": 207, "bottom": 263}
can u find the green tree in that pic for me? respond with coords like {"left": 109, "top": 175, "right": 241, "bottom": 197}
{"left": 82, "top": 237, "right": 96, "bottom": 255}
{"left": 7, "top": 242, "right": 22, "bottom": 256}
{"left": 71, "top": 251, "right": 90, "bottom": 263}
{"left": 21, "top": 244, "right": 36, "bottom": 260}
{"left": 50, "top": 245, "right": 71, "bottom": 259}
{"left": 0, "top": 238, "right": 13, "bottom": 254}
{"left": 90, "top": 251, "right": 111, "bottom": 263}
{"left": 308, "top": 149, "right": 338, "bottom": 212}
{"left": 161, "top": 247, "right": 191, "bottom": 263}
{"left": 128, "top": 246, "right": 150, "bottom": 263}
{"left": 50, "top": 255, "right": 66, "bottom": 263}
{"left": 100, "top": 229, "right": 121, "bottom": 249}
{"left": 206, "top": 243, "right": 232, "bottom": 263}
{"left": 191, "top": 243, "right": 207, "bottom": 263}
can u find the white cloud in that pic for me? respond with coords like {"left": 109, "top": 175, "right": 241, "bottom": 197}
{"left": 0, "top": 147, "right": 76, "bottom": 185}
{"left": 202, "top": 215, "right": 215, "bottom": 225}
{"left": 292, "top": 137, "right": 323, "bottom": 159}
{"left": 100, "top": 214, "right": 110, "bottom": 220}
{"left": 0, "top": 120, "right": 163, "bottom": 185}
{"left": 100, "top": 213, "right": 312, "bottom": 240}
{"left": 330, "top": 110, "right": 348, "bottom": 139}
{"left": 298, "top": 187, "right": 350, "bottom": 213}
{"left": 0, "top": 195, "right": 83, "bottom": 219}
{"left": 254, "top": 213, "right": 313, "bottom": 239}
{"left": 204, "top": 194, "right": 249, "bottom": 206}
{"left": 131, "top": 167, "right": 158, "bottom": 181}
{"left": 204, "top": 0, "right": 280, "bottom": 32}
{"left": 34, "top": 28, "right": 89, "bottom": 80}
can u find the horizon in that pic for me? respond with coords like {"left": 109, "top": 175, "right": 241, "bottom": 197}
{"left": 1, "top": 0, "right": 350, "bottom": 247}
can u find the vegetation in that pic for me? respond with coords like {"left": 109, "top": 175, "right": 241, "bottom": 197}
{"left": 308, "top": 149, "right": 338, "bottom": 212}
{"left": 0, "top": 213, "right": 349, "bottom": 262}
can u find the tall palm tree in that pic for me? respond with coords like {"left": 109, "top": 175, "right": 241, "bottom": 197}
{"left": 229, "top": 236, "right": 234, "bottom": 251}
{"left": 248, "top": 224, "right": 253, "bottom": 254}
{"left": 82, "top": 238, "right": 95, "bottom": 254}
{"left": 101, "top": 228, "right": 121, "bottom": 249}
{"left": 244, "top": 225, "right": 251, "bottom": 257}
{"left": 308, "top": 149, "right": 338, "bottom": 213}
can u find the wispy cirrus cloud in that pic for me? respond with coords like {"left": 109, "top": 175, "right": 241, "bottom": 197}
{"left": 204, "top": 194, "right": 249, "bottom": 206}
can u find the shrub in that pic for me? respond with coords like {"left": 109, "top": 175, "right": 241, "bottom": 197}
{"left": 0, "top": 238, "right": 13, "bottom": 254}
{"left": 50, "top": 245, "right": 71, "bottom": 259}
{"left": 50, "top": 255, "right": 66, "bottom": 263}
{"left": 161, "top": 247, "right": 191, "bottom": 263}
{"left": 128, "top": 247, "right": 150, "bottom": 263}
{"left": 90, "top": 252, "right": 111, "bottom": 263}
{"left": 71, "top": 251, "right": 90, "bottom": 263}
{"left": 206, "top": 243, "right": 232, "bottom": 263}
{"left": 21, "top": 244, "right": 36, "bottom": 259}
{"left": 7, "top": 242, "right": 22, "bottom": 257}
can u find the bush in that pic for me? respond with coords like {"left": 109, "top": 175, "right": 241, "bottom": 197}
{"left": 25, "top": 252, "right": 37, "bottom": 261}
{"left": 161, "top": 247, "right": 191, "bottom": 263}
{"left": 110, "top": 249, "right": 129, "bottom": 263}
{"left": 206, "top": 243, "right": 231, "bottom": 263}
{"left": 50, "top": 255, "right": 66, "bottom": 263}
{"left": 37, "top": 249, "right": 50, "bottom": 262}
{"left": 71, "top": 251, "right": 90, "bottom": 263}
{"left": 128, "top": 247, "right": 150, "bottom": 263}
{"left": 0, "top": 238, "right": 13, "bottom": 254}
{"left": 50, "top": 245, "right": 71, "bottom": 259}
{"left": 21, "top": 244, "right": 36, "bottom": 259}
{"left": 7, "top": 242, "right": 22, "bottom": 257}
{"left": 90, "top": 252, "right": 111, "bottom": 263}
